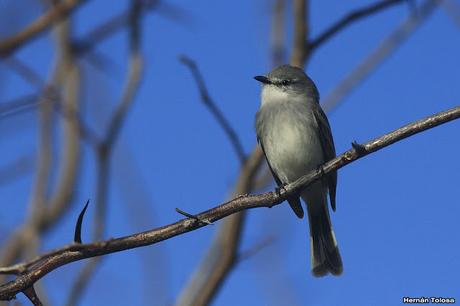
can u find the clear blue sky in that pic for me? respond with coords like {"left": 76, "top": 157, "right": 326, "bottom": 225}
{"left": 1, "top": 0, "right": 459, "bottom": 305}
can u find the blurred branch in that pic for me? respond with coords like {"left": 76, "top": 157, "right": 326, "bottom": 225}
{"left": 309, "top": 0, "right": 407, "bottom": 50}
{"left": 65, "top": 1, "right": 144, "bottom": 305}
{"left": 290, "top": 0, "right": 309, "bottom": 67}
{"left": 0, "top": 0, "right": 87, "bottom": 57}
{"left": 3, "top": 57, "right": 45, "bottom": 88}
{"left": 322, "top": 0, "right": 440, "bottom": 112}
{"left": 179, "top": 55, "right": 246, "bottom": 165}
{"left": 0, "top": 12, "right": 82, "bottom": 301}
{"left": 0, "top": 94, "right": 40, "bottom": 119}
{"left": 72, "top": 0, "right": 189, "bottom": 60}
{"left": 71, "top": 2, "right": 152, "bottom": 55}
{"left": 236, "top": 236, "right": 276, "bottom": 264}
{"left": 112, "top": 146, "right": 172, "bottom": 305}
{"left": 271, "top": 0, "right": 286, "bottom": 67}
{"left": 440, "top": 0, "right": 460, "bottom": 28}
{"left": 176, "top": 145, "right": 263, "bottom": 306}
{"left": 0, "top": 156, "right": 34, "bottom": 187}
{"left": 39, "top": 19, "right": 82, "bottom": 233}
{"left": 1, "top": 104, "right": 459, "bottom": 302}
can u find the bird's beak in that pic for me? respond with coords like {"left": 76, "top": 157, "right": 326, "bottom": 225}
{"left": 254, "top": 75, "right": 271, "bottom": 84}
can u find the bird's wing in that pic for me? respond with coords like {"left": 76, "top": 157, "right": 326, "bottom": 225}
{"left": 258, "top": 137, "right": 304, "bottom": 219}
{"left": 312, "top": 106, "right": 338, "bottom": 211}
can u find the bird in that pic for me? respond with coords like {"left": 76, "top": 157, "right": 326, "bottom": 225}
{"left": 254, "top": 65, "right": 342, "bottom": 277}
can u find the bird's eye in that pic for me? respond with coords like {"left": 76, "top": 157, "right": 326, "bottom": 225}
{"left": 281, "top": 80, "right": 291, "bottom": 86}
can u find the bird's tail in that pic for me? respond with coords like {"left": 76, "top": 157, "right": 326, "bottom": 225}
{"left": 302, "top": 183, "right": 342, "bottom": 277}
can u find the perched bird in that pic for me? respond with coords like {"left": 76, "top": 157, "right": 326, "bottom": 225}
{"left": 254, "top": 65, "right": 342, "bottom": 277}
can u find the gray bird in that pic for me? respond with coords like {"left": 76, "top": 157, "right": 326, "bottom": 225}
{"left": 254, "top": 65, "right": 342, "bottom": 277}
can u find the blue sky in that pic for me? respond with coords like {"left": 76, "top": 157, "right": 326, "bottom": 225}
{"left": 1, "top": 0, "right": 459, "bottom": 305}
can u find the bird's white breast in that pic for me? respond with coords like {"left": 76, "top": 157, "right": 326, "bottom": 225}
{"left": 261, "top": 85, "right": 290, "bottom": 107}
{"left": 257, "top": 90, "right": 324, "bottom": 184}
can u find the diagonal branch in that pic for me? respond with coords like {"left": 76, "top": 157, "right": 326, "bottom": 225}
{"left": 0, "top": 0, "right": 87, "bottom": 57}
{"left": 179, "top": 55, "right": 246, "bottom": 165}
{"left": 0, "top": 155, "right": 34, "bottom": 187}
{"left": 0, "top": 104, "right": 459, "bottom": 302}
{"left": 309, "top": 0, "right": 407, "bottom": 51}
{"left": 322, "top": 0, "right": 439, "bottom": 112}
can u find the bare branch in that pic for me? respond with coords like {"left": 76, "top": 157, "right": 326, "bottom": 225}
{"left": 310, "top": 0, "right": 407, "bottom": 50}
{"left": 271, "top": 0, "right": 287, "bottom": 67}
{"left": 0, "top": 155, "right": 34, "bottom": 187}
{"left": 71, "top": 0, "right": 187, "bottom": 57}
{"left": 290, "top": 0, "right": 309, "bottom": 67}
{"left": 0, "top": 94, "right": 41, "bottom": 119}
{"left": 322, "top": 0, "right": 439, "bottom": 112}
{"left": 3, "top": 57, "right": 45, "bottom": 88}
{"left": 0, "top": 0, "right": 87, "bottom": 57}
{"left": 0, "top": 104, "right": 459, "bottom": 302}
{"left": 179, "top": 55, "right": 246, "bottom": 164}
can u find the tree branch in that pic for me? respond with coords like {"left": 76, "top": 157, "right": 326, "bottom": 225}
{"left": 290, "top": 0, "right": 309, "bottom": 67}
{"left": 1, "top": 104, "right": 458, "bottom": 302}
{"left": 179, "top": 55, "right": 246, "bottom": 165}
{"left": 0, "top": 0, "right": 87, "bottom": 57}
{"left": 310, "top": 0, "right": 407, "bottom": 51}
{"left": 321, "top": 0, "right": 439, "bottom": 112}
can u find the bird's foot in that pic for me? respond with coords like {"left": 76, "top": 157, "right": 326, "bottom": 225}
{"left": 275, "top": 183, "right": 287, "bottom": 197}
{"left": 316, "top": 165, "right": 325, "bottom": 177}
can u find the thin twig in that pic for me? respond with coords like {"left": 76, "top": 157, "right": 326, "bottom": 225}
{"left": 176, "top": 208, "right": 213, "bottom": 225}
{"left": 236, "top": 236, "right": 276, "bottom": 263}
{"left": 0, "top": 104, "right": 459, "bottom": 302}
{"left": 3, "top": 57, "right": 45, "bottom": 88}
{"left": 179, "top": 55, "right": 246, "bottom": 165}
{"left": 310, "top": 0, "right": 407, "bottom": 50}
{"left": 0, "top": 94, "right": 41, "bottom": 119}
{"left": 322, "top": 0, "right": 440, "bottom": 112}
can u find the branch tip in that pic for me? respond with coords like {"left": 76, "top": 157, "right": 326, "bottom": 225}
{"left": 74, "top": 199, "right": 90, "bottom": 244}
{"left": 175, "top": 208, "right": 212, "bottom": 225}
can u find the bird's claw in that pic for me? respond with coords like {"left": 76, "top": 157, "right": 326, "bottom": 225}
{"left": 275, "top": 183, "right": 287, "bottom": 196}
